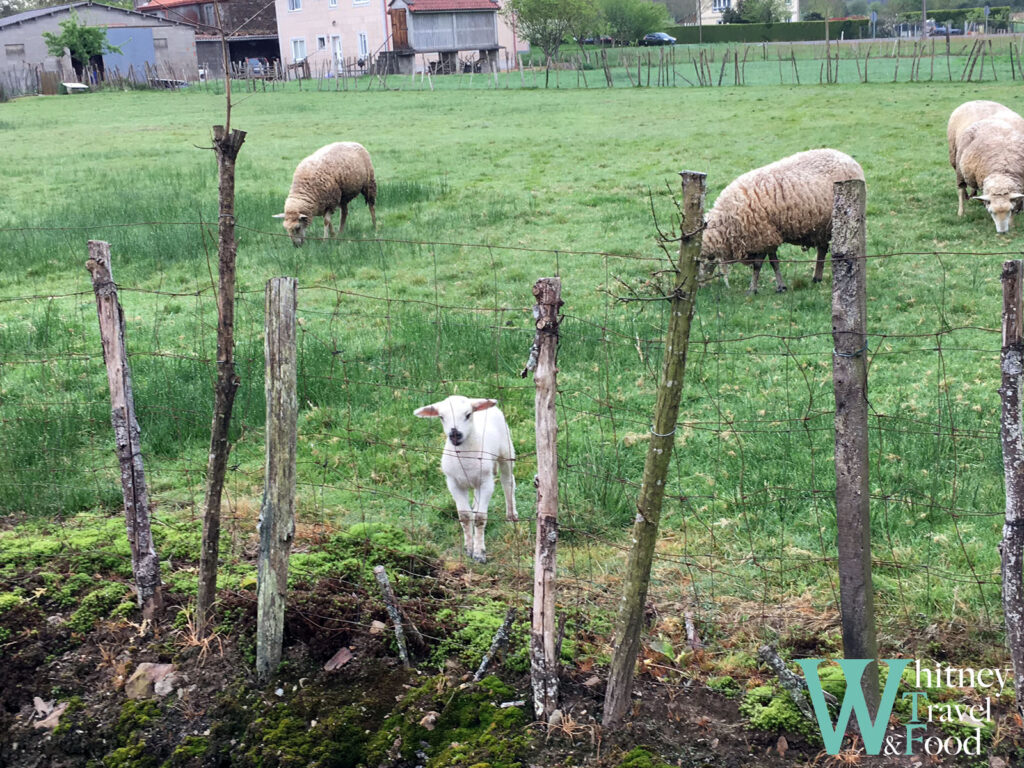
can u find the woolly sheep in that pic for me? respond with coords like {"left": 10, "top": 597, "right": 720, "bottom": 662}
{"left": 414, "top": 396, "right": 517, "bottom": 564}
{"left": 273, "top": 142, "right": 377, "bottom": 246}
{"left": 698, "top": 149, "right": 865, "bottom": 295}
{"left": 948, "top": 103, "right": 1024, "bottom": 232}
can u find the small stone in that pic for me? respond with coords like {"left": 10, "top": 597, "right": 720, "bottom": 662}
{"left": 370, "top": 620, "right": 388, "bottom": 635}
{"left": 419, "top": 711, "right": 440, "bottom": 730}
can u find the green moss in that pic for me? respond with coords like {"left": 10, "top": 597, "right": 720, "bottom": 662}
{"left": 365, "top": 675, "right": 528, "bottom": 768}
{"left": 707, "top": 675, "right": 741, "bottom": 697}
{"left": 430, "top": 602, "right": 528, "bottom": 673}
{"left": 165, "top": 735, "right": 209, "bottom": 766}
{"left": 615, "top": 747, "right": 673, "bottom": 768}
{"left": 105, "top": 739, "right": 158, "bottom": 768}
{"left": 291, "top": 523, "right": 436, "bottom": 589}
{"left": 0, "top": 590, "right": 24, "bottom": 613}
{"left": 739, "top": 664, "right": 848, "bottom": 741}
{"left": 68, "top": 582, "right": 131, "bottom": 633}
{"left": 239, "top": 700, "right": 370, "bottom": 767}
{"left": 115, "top": 699, "right": 162, "bottom": 744}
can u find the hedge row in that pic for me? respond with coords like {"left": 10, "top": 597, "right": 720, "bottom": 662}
{"left": 894, "top": 5, "right": 1010, "bottom": 27}
{"left": 666, "top": 19, "right": 869, "bottom": 44}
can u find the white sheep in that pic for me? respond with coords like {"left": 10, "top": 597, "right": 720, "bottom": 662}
{"left": 414, "top": 396, "right": 517, "bottom": 563}
{"left": 273, "top": 142, "right": 377, "bottom": 246}
{"left": 948, "top": 102, "right": 1024, "bottom": 232}
{"left": 698, "top": 148, "right": 865, "bottom": 294}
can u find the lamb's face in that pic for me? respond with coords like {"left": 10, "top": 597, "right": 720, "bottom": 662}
{"left": 414, "top": 396, "right": 497, "bottom": 447}
{"left": 976, "top": 194, "right": 1024, "bottom": 234}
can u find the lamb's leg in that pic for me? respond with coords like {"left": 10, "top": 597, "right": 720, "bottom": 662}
{"left": 446, "top": 478, "right": 474, "bottom": 559}
{"left": 747, "top": 255, "right": 764, "bottom": 295}
{"left": 338, "top": 201, "right": 349, "bottom": 235}
{"left": 472, "top": 474, "right": 496, "bottom": 564}
{"left": 812, "top": 245, "right": 827, "bottom": 283}
{"left": 499, "top": 458, "right": 517, "bottom": 522}
{"left": 768, "top": 250, "right": 787, "bottom": 293}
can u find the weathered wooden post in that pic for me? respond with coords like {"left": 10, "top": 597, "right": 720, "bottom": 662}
{"left": 86, "top": 240, "right": 163, "bottom": 622}
{"left": 999, "top": 260, "right": 1024, "bottom": 719}
{"left": 602, "top": 171, "right": 704, "bottom": 729}
{"left": 256, "top": 277, "right": 298, "bottom": 681}
{"left": 526, "top": 276, "right": 562, "bottom": 722}
{"left": 831, "top": 178, "right": 880, "bottom": 715}
{"left": 197, "top": 122, "right": 247, "bottom": 638}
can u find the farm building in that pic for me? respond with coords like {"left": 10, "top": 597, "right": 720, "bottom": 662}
{"left": 0, "top": 1, "right": 199, "bottom": 94}
{"left": 134, "top": 0, "right": 280, "bottom": 78}
{"left": 272, "top": 0, "right": 522, "bottom": 78}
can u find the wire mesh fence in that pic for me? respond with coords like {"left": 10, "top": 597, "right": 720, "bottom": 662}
{"left": 0, "top": 219, "right": 1013, "bottom": 674}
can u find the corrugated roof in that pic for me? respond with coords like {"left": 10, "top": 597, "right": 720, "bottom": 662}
{"left": 136, "top": 0, "right": 205, "bottom": 10}
{"left": 403, "top": 0, "right": 498, "bottom": 12}
{"left": 0, "top": 1, "right": 191, "bottom": 29}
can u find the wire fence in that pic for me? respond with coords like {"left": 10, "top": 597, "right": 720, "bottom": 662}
{"left": 0, "top": 220, "right": 1013, "bottom": 675}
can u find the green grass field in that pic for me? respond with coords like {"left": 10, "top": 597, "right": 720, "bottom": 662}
{"left": 2, "top": 77, "right": 1022, "bottom": 655}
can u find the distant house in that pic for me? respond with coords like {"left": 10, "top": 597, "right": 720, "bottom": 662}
{"left": 681, "top": 0, "right": 799, "bottom": 25}
{"left": 273, "top": 0, "right": 522, "bottom": 77}
{"left": 134, "top": 0, "right": 280, "bottom": 77}
{"left": 0, "top": 1, "right": 199, "bottom": 92}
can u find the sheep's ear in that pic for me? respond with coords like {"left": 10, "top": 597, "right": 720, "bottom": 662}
{"left": 975, "top": 195, "right": 991, "bottom": 203}
{"left": 469, "top": 398, "right": 498, "bottom": 412}
{"left": 1012, "top": 194, "right": 1024, "bottom": 201}
{"left": 298, "top": 213, "right": 310, "bottom": 223}
{"left": 414, "top": 405, "right": 440, "bottom": 418}
{"left": 272, "top": 213, "right": 286, "bottom": 219}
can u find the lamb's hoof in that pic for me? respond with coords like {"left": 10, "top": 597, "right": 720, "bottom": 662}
{"left": 506, "top": 512, "right": 519, "bottom": 523}
{"left": 745, "top": 288, "right": 759, "bottom": 296}
{"left": 472, "top": 552, "right": 487, "bottom": 564}
{"left": 812, "top": 277, "right": 822, "bottom": 284}
{"left": 775, "top": 285, "right": 788, "bottom": 293}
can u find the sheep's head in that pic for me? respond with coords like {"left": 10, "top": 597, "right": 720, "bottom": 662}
{"left": 272, "top": 212, "right": 311, "bottom": 247}
{"left": 697, "top": 214, "right": 728, "bottom": 285}
{"left": 976, "top": 176, "right": 1024, "bottom": 234}
{"left": 414, "top": 396, "right": 497, "bottom": 447}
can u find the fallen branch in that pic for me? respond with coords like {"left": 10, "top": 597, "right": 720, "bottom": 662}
{"left": 474, "top": 607, "right": 517, "bottom": 681}
{"left": 374, "top": 565, "right": 411, "bottom": 669}
{"left": 757, "top": 644, "right": 837, "bottom": 722}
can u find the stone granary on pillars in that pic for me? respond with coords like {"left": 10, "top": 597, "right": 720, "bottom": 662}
{"left": 385, "top": 0, "right": 501, "bottom": 74}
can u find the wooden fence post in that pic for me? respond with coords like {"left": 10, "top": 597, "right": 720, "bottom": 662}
{"left": 86, "top": 240, "right": 163, "bottom": 622}
{"left": 999, "top": 260, "right": 1024, "bottom": 719}
{"left": 256, "top": 277, "right": 298, "bottom": 681}
{"left": 528, "top": 277, "right": 563, "bottom": 722}
{"left": 602, "top": 171, "right": 705, "bottom": 729}
{"left": 197, "top": 124, "right": 246, "bottom": 638}
{"left": 831, "top": 178, "right": 880, "bottom": 715}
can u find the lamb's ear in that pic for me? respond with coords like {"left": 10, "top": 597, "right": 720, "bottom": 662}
{"left": 1011, "top": 194, "right": 1024, "bottom": 201}
{"left": 469, "top": 398, "right": 498, "bottom": 412}
{"left": 414, "top": 405, "right": 440, "bottom": 418}
{"left": 272, "top": 213, "right": 286, "bottom": 219}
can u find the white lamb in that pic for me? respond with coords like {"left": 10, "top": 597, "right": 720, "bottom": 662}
{"left": 698, "top": 148, "right": 865, "bottom": 294}
{"left": 414, "top": 396, "right": 517, "bottom": 563}
{"left": 947, "top": 101, "right": 1024, "bottom": 232}
{"left": 273, "top": 141, "right": 377, "bottom": 247}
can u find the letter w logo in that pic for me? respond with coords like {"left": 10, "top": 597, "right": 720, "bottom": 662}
{"left": 795, "top": 659, "right": 910, "bottom": 756}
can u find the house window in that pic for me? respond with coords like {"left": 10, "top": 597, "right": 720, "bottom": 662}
{"left": 5, "top": 44, "right": 25, "bottom": 57}
{"left": 358, "top": 32, "right": 369, "bottom": 57}
{"left": 292, "top": 37, "right": 307, "bottom": 61}
{"left": 316, "top": 35, "right": 327, "bottom": 50}
{"left": 329, "top": 0, "right": 337, "bottom": 7}
{"left": 353, "top": 0, "right": 369, "bottom": 7}
{"left": 153, "top": 37, "right": 168, "bottom": 48}
{"left": 288, "top": 0, "right": 301, "bottom": 11}
{"left": 712, "top": 0, "right": 730, "bottom": 9}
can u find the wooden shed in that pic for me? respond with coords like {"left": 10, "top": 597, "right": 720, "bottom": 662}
{"left": 386, "top": 0, "right": 500, "bottom": 74}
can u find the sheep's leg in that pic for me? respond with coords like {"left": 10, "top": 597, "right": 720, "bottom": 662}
{"left": 499, "top": 458, "right": 517, "bottom": 522}
{"left": 957, "top": 185, "right": 968, "bottom": 217}
{"left": 472, "top": 474, "right": 496, "bottom": 564}
{"left": 446, "top": 478, "right": 475, "bottom": 559}
{"left": 364, "top": 187, "right": 378, "bottom": 230}
{"left": 746, "top": 255, "right": 764, "bottom": 295}
{"left": 323, "top": 208, "right": 335, "bottom": 239}
{"left": 767, "top": 249, "right": 787, "bottom": 293}
{"left": 338, "top": 201, "right": 349, "bottom": 235}
{"left": 812, "top": 245, "right": 827, "bottom": 283}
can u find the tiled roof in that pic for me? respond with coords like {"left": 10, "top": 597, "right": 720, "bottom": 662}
{"left": 403, "top": 0, "right": 498, "bottom": 12}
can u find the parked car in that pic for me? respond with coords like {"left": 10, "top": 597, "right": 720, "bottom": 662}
{"left": 579, "top": 35, "right": 616, "bottom": 45}
{"left": 246, "top": 57, "right": 271, "bottom": 75}
{"left": 929, "top": 25, "right": 962, "bottom": 35}
{"left": 640, "top": 32, "right": 676, "bottom": 46}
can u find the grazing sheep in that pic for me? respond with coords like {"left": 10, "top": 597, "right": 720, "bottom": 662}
{"left": 698, "top": 149, "right": 865, "bottom": 295}
{"left": 414, "top": 396, "right": 517, "bottom": 564}
{"left": 948, "top": 107, "right": 1024, "bottom": 232}
{"left": 273, "top": 142, "right": 377, "bottom": 246}
{"left": 946, "top": 100, "right": 1024, "bottom": 175}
